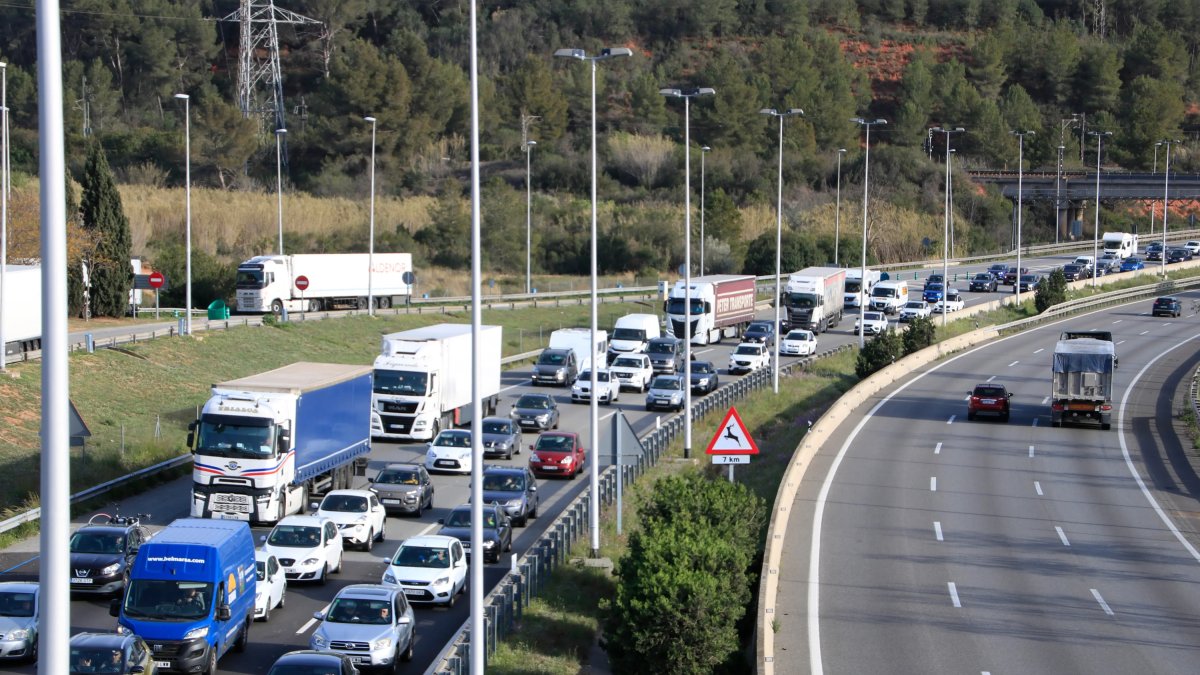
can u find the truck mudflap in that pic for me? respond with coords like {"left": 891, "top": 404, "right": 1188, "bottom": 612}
{"left": 1050, "top": 402, "right": 1112, "bottom": 429}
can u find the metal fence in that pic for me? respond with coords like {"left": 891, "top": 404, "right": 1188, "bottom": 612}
{"left": 426, "top": 342, "right": 854, "bottom": 674}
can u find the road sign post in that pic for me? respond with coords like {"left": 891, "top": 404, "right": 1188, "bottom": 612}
{"left": 705, "top": 406, "right": 758, "bottom": 482}
{"left": 294, "top": 275, "right": 309, "bottom": 319}
{"left": 148, "top": 271, "right": 165, "bottom": 319}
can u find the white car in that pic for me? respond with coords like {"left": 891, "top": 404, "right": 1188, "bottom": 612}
{"left": 262, "top": 515, "right": 344, "bottom": 585}
{"left": 1185, "top": 240, "right": 1200, "bottom": 255}
{"left": 779, "top": 329, "right": 817, "bottom": 356}
{"left": 609, "top": 354, "right": 654, "bottom": 392}
{"left": 254, "top": 549, "right": 287, "bottom": 622}
{"left": 854, "top": 311, "right": 889, "bottom": 336}
{"left": 425, "top": 428, "right": 474, "bottom": 474}
{"left": 571, "top": 369, "right": 620, "bottom": 404}
{"left": 898, "top": 300, "right": 932, "bottom": 322}
{"left": 380, "top": 534, "right": 468, "bottom": 607}
{"left": 315, "top": 489, "right": 388, "bottom": 552}
{"left": 934, "top": 289, "right": 965, "bottom": 313}
{"left": 728, "top": 342, "right": 770, "bottom": 373}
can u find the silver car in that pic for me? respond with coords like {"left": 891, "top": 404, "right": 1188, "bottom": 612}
{"left": 480, "top": 416, "right": 523, "bottom": 460}
{"left": 368, "top": 463, "right": 434, "bottom": 517}
{"left": 645, "top": 375, "right": 685, "bottom": 412}
{"left": 509, "top": 393, "right": 560, "bottom": 431}
{"left": 311, "top": 585, "right": 415, "bottom": 672}
{"left": 0, "top": 582, "right": 38, "bottom": 662}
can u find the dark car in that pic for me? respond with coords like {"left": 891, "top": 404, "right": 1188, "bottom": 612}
{"left": 741, "top": 320, "right": 776, "bottom": 347}
{"left": 437, "top": 503, "right": 513, "bottom": 564}
{"left": 646, "top": 336, "right": 684, "bottom": 374}
{"left": 69, "top": 513, "right": 150, "bottom": 595}
{"left": 1002, "top": 266, "right": 1028, "bottom": 285}
{"left": 509, "top": 393, "right": 560, "bottom": 431}
{"left": 690, "top": 360, "right": 720, "bottom": 395}
{"left": 968, "top": 273, "right": 997, "bottom": 293}
{"left": 1018, "top": 274, "right": 1041, "bottom": 293}
{"left": 923, "top": 273, "right": 945, "bottom": 289}
{"left": 69, "top": 632, "right": 155, "bottom": 675}
{"left": 967, "top": 383, "right": 1012, "bottom": 422}
{"left": 479, "top": 416, "right": 523, "bottom": 460}
{"left": 1120, "top": 257, "right": 1145, "bottom": 272}
{"left": 528, "top": 431, "right": 587, "bottom": 479}
{"left": 1061, "top": 263, "right": 1088, "bottom": 281}
{"left": 268, "top": 650, "right": 360, "bottom": 675}
{"left": 1152, "top": 296, "right": 1182, "bottom": 317}
{"left": 1167, "top": 247, "right": 1192, "bottom": 263}
{"left": 530, "top": 348, "right": 578, "bottom": 386}
{"left": 368, "top": 463, "right": 434, "bottom": 517}
{"left": 1146, "top": 243, "right": 1164, "bottom": 261}
{"left": 988, "top": 263, "right": 1010, "bottom": 280}
{"left": 480, "top": 466, "right": 539, "bottom": 526}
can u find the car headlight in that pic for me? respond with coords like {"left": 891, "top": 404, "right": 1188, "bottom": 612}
{"left": 507, "top": 499, "right": 523, "bottom": 508}
{"left": 184, "top": 626, "right": 209, "bottom": 640}
{"left": 311, "top": 633, "right": 328, "bottom": 649}
{"left": 433, "top": 575, "right": 451, "bottom": 586}
{"left": 372, "top": 637, "right": 393, "bottom": 651}
{"left": 535, "top": 414, "right": 549, "bottom": 422}
{"left": 302, "top": 557, "right": 320, "bottom": 566}
{"left": 101, "top": 562, "right": 122, "bottom": 576}
{"left": 559, "top": 456, "right": 572, "bottom": 465}
{"left": 6, "top": 629, "right": 30, "bottom": 640}
{"left": 383, "top": 571, "right": 397, "bottom": 584}
{"left": 555, "top": 368, "right": 566, "bottom": 379}
{"left": 482, "top": 540, "right": 497, "bottom": 549}
{"left": 115, "top": 624, "right": 131, "bottom": 635}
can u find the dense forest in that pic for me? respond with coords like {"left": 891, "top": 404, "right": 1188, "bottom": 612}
{"left": 3, "top": 0, "right": 1200, "bottom": 286}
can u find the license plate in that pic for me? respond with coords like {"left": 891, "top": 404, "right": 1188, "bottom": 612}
{"left": 1068, "top": 403, "right": 1096, "bottom": 411}
{"left": 382, "top": 499, "right": 400, "bottom": 505}
{"left": 284, "top": 567, "right": 295, "bottom": 574}
{"left": 541, "top": 466, "right": 559, "bottom": 471}
{"left": 435, "top": 460, "right": 455, "bottom": 467}
{"left": 215, "top": 512, "right": 243, "bottom": 520}
{"left": 981, "top": 399, "right": 996, "bottom": 405}
{"left": 352, "top": 656, "right": 369, "bottom": 664}
{"left": 657, "top": 399, "right": 670, "bottom": 405}
{"left": 71, "top": 577, "right": 94, "bottom": 584}
{"left": 155, "top": 661, "right": 171, "bottom": 668}
{"left": 403, "top": 589, "right": 423, "bottom": 596}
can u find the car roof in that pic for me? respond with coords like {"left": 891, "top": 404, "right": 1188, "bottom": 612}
{"left": 482, "top": 465, "right": 527, "bottom": 477}
{"left": 0, "top": 581, "right": 38, "bottom": 594}
{"left": 395, "top": 534, "right": 459, "bottom": 550}
{"left": 323, "top": 489, "right": 373, "bottom": 499}
{"left": 382, "top": 462, "right": 423, "bottom": 471}
{"left": 481, "top": 416, "right": 514, "bottom": 424}
{"left": 334, "top": 584, "right": 399, "bottom": 600}
{"left": 538, "top": 430, "right": 579, "bottom": 439}
{"left": 273, "top": 650, "right": 349, "bottom": 666}
{"left": 69, "top": 632, "right": 137, "bottom": 649}
{"left": 275, "top": 515, "right": 329, "bottom": 527}
{"left": 74, "top": 524, "right": 132, "bottom": 535}
{"left": 1156, "top": 296, "right": 1179, "bottom": 301}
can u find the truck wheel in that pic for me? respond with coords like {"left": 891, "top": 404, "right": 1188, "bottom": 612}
{"left": 234, "top": 618, "right": 249, "bottom": 652}
{"left": 270, "top": 299, "right": 283, "bottom": 315}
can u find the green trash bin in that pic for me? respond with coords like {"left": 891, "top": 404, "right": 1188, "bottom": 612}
{"left": 207, "top": 299, "right": 230, "bottom": 320}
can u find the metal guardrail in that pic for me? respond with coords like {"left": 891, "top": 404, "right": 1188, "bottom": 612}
{"left": 426, "top": 342, "right": 854, "bottom": 674}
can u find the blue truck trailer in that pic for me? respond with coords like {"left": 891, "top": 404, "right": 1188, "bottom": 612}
{"left": 189, "top": 362, "right": 373, "bottom": 524}
{"left": 111, "top": 518, "right": 256, "bottom": 674}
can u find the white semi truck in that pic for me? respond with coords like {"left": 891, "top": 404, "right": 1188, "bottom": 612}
{"left": 783, "top": 267, "right": 846, "bottom": 332}
{"left": 371, "top": 323, "right": 503, "bottom": 441}
{"left": 664, "top": 274, "right": 757, "bottom": 345}
{"left": 1, "top": 264, "right": 43, "bottom": 358}
{"left": 189, "top": 362, "right": 374, "bottom": 524}
{"left": 844, "top": 267, "right": 881, "bottom": 308}
{"left": 235, "top": 253, "right": 413, "bottom": 314}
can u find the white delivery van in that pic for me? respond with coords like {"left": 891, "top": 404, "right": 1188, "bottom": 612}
{"left": 868, "top": 280, "right": 909, "bottom": 315}
{"left": 549, "top": 328, "right": 609, "bottom": 373}
{"left": 608, "top": 313, "right": 661, "bottom": 361}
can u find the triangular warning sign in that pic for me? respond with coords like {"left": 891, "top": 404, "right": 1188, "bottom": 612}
{"left": 705, "top": 406, "right": 759, "bottom": 455}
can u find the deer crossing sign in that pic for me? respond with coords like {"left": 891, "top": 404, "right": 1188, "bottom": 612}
{"left": 705, "top": 406, "right": 759, "bottom": 455}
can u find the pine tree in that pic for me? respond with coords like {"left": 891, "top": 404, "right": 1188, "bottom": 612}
{"left": 79, "top": 141, "right": 133, "bottom": 317}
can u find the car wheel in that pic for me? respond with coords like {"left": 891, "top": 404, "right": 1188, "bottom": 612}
{"left": 967, "top": 410, "right": 976, "bottom": 421}
{"left": 364, "top": 529, "right": 374, "bottom": 552}
{"left": 1001, "top": 412, "right": 1010, "bottom": 423}
{"left": 261, "top": 599, "right": 270, "bottom": 623}
{"left": 279, "top": 587, "right": 286, "bottom": 608}
{"left": 334, "top": 551, "right": 344, "bottom": 573}
{"left": 568, "top": 466, "right": 577, "bottom": 480}
{"left": 506, "top": 536, "right": 513, "bottom": 552}
{"left": 402, "top": 630, "right": 416, "bottom": 662}
{"left": 318, "top": 561, "right": 328, "bottom": 586}
{"left": 378, "top": 520, "right": 386, "bottom": 542}
{"left": 516, "top": 513, "right": 527, "bottom": 527}
{"left": 413, "top": 498, "right": 423, "bottom": 518}
{"left": 530, "top": 500, "right": 538, "bottom": 519}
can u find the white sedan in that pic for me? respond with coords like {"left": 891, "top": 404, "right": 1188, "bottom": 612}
{"left": 728, "top": 342, "right": 770, "bottom": 373}
{"left": 779, "top": 329, "right": 817, "bottom": 356}
{"left": 315, "top": 489, "right": 388, "bottom": 552}
{"left": 425, "top": 428, "right": 474, "bottom": 474}
{"left": 854, "top": 311, "right": 889, "bottom": 336}
{"left": 381, "top": 534, "right": 468, "bottom": 607}
{"left": 933, "top": 289, "right": 965, "bottom": 313}
{"left": 254, "top": 549, "right": 287, "bottom": 622}
{"left": 898, "top": 300, "right": 932, "bottom": 322}
{"left": 571, "top": 369, "right": 620, "bottom": 404}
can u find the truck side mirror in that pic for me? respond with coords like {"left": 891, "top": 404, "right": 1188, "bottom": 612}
{"left": 216, "top": 605, "right": 232, "bottom": 621}
{"left": 278, "top": 429, "right": 291, "bottom": 447}
{"left": 186, "top": 432, "right": 195, "bottom": 449}
{"left": 109, "top": 599, "right": 121, "bottom": 617}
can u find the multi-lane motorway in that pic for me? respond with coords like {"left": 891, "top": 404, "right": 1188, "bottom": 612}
{"left": 775, "top": 291, "right": 1200, "bottom": 673}
{"left": 0, "top": 251, "right": 1177, "bottom": 674}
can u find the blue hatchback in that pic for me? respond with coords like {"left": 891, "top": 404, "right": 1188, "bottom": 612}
{"left": 1120, "top": 257, "right": 1145, "bottom": 272}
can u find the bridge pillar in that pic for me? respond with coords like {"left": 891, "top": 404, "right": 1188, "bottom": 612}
{"left": 1062, "top": 200, "right": 1084, "bottom": 240}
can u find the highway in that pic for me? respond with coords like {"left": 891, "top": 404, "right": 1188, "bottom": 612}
{"left": 775, "top": 294, "right": 1200, "bottom": 673}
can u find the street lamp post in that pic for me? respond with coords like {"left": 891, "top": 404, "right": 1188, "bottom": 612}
{"left": 556, "top": 46, "right": 632, "bottom": 557}
{"left": 760, "top": 107, "right": 803, "bottom": 394}
{"left": 834, "top": 148, "right": 846, "bottom": 267}
{"left": 1, "top": 61, "right": 8, "bottom": 370}
{"left": 526, "top": 140, "right": 536, "bottom": 294}
{"left": 932, "top": 127, "right": 964, "bottom": 325}
{"left": 1055, "top": 144, "right": 1064, "bottom": 244}
{"left": 174, "top": 94, "right": 192, "bottom": 335}
{"left": 1011, "top": 130, "right": 1034, "bottom": 305}
{"left": 851, "top": 118, "right": 886, "bottom": 350}
{"left": 364, "top": 116, "right": 377, "bottom": 316}
{"left": 275, "top": 128, "right": 287, "bottom": 256}
{"left": 1158, "top": 139, "right": 1179, "bottom": 278}
{"left": 1089, "top": 130, "right": 1112, "bottom": 289}
{"left": 700, "top": 145, "right": 710, "bottom": 275}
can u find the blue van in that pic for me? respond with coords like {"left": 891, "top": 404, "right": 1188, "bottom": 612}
{"left": 111, "top": 518, "right": 256, "bottom": 674}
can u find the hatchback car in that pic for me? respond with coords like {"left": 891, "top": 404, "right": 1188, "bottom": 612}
{"left": 968, "top": 273, "right": 997, "bottom": 293}
{"left": 381, "top": 534, "right": 467, "bottom": 607}
{"left": 1167, "top": 247, "right": 1192, "bottom": 263}
{"left": 0, "top": 582, "right": 38, "bottom": 662}
{"left": 1185, "top": 240, "right": 1200, "bottom": 255}
{"left": 69, "top": 632, "right": 153, "bottom": 674}
{"left": 480, "top": 465, "right": 539, "bottom": 526}
{"left": 268, "top": 650, "right": 360, "bottom": 675}
{"left": 310, "top": 585, "right": 415, "bottom": 672}
{"left": 368, "top": 463, "right": 434, "bottom": 517}
{"left": 923, "top": 273, "right": 945, "bottom": 289}
{"left": 480, "top": 416, "right": 523, "bottom": 460}
{"left": 689, "top": 360, "right": 720, "bottom": 394}
{"left": 68, "top": 515, "right": 150, "bottom": 596}
{"left": 1120, "top": 257, "right": 1145, "bottom": 272}
{"left": 1152, "top": 296, "right": 1182, "bottom": 317}
{"left": 570, "top": 368, "right": 620, "bottom": 404}
{"left": 509, "top": 392, "right": 560, "bottom": 431}
{"left": 262, "top": 515, "right": 344, "bottom": 585}
{"left": 254, "top": 549, "right": 288, "bottom": 622}
{"left": 967, "top": 383, "right": 1012, "bottom": 422}
{"left": 436, "top": 504, "right": 513, "bottom": 564}
{"left": 646, "top": 374, "right": 686, "bottom": 412}
{"left": 1146, "top": 243, "right": 1164, "bottom": 260}
{"left": 741, "top": 320, "right": 776, "bottom": 346}
{"left": 425, "top": 428, "right": 474, "bottom": 474}
{"left": 779, "top": 329, "right": 817, "bottom": 356}
{"left": 528, "top": 431, "right": 586, "bottom": 479}
{"left": 315, "top": 489, "right": 387, "bottom": 552}
{"left": 922, "top": 282, "right": 945, "bottom": 303}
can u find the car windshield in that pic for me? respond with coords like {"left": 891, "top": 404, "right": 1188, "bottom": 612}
{"left": 235, "top": 267, "right": 265, "bottom": 289}
{"left": 537, "top": 352, "right": 566, "bottom": 366}
{"left": 535, "top": 435, "right": 574, "bottom": 453}
{"left": 786, "top": 331, "right": 810, "bottom": 341}
{"left": 0, "top": 591, "right": 35, "bottom": 617}
{"left": 392, "top": 544, "right": 451, "bottom": 569}
{"left": 845, "top": 279, "right": 862, "bottom": 292}
{"left": 268, "top": 524, "right": 322, "bottom": 548}
{"left": 905, "top": 301, "right": 924, "bottom": 309}
{"left": 445, "top": 509, "right": 499, "bottom": 529}
{"left": 692, "top": 362, "right": 714, "bottom": 374}
{"left": 481, "top": 420, "right": 512, "bottom": 435}
{"left": 871, "top": 286, "right": 895, "bottom": 298}
{"left": 1021, "top": 275, "right": 1037, "bottom": 282}
{"left": 647, "top": 341, "right": 675, "bottom": 354}
{"left": 652, "top": 377, "right": 681, "bottom": 390}
{"left": 925, "top": 283, "right": 943, "bottom": 292}
{"left": 376, "top": 468, "right": 420, "bottom": 485}
{"left": 974, "top": 274, "right": 990, "bottom": 280}
{"left": 577, "top": 371, "right": 610, "bottom": 382}
{"left": 734, "top": 345, "right": 760, "bottom": 355}
{"left": 268, "top": 663, "right": 348, "bottom": 675}
{"left": 70, "top": 648, "right": 127, "bottom": 672}
{"left": 373, "top": 369, "right": 429, "bottom": 395}
{"left": 974, "top": 387, "right": 1006, "bottom": 398}
{"left": 321, "top": 494, "right": 368, "bottom": 513}
{"left": 748, "top": 323, "right": 772, "bottom": 333}
{"left": 864, "top": 313, "right": 883, "bottom": 321}
{"left": 1064, "top": 265, "right": 1080, "bottom": 272}
{"left": 483, "top": 473, "right": 525, "bottom": 491}
{"left": 195, "top": 416, "right": 274, "bottom": 459}
{"left": 122, "top": 580, "right": 212, "bottom": 621}
{"left": 326, "top": 597, "right": 394, "bottom": 625}
{"left": 70, "top": 531, "right": 125, "bottom": 555}
{"left": 612, "top": 327, "right": 646, "bottom": 341}
{"left": 612, "top": 357, "right": 643, "bottom": 369}
{"left": 515, "top": 395, "right": 551, "bottom": 410}
{"left": 435, "top": 431, "right": 472, "bottom": 448}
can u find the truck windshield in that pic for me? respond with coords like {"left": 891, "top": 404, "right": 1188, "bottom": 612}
{"left": 786, "top": 292, "right": 818, "bottom": 308}
{"left": 612, "top": 328, "right": 646, "bottom": 341}
{"left": 845, "top": 279, "right": 862, "bottom": 293}
{"left": 235, "top": 267, "right": 265, "bottom": 289}
{"left": 666, "top": 298, "right": 705, "bottom": 315}
{"left": 373, "top": 369, "right": 429, "bottom": 396}
{"left": 647, "top": 342, "right": 675, "bottom": 354}
{"left": 196, "top": 416, "right": 274, "bottom": 459}
{"left": 123, "top": 580, "right": 213, "bottom": 621}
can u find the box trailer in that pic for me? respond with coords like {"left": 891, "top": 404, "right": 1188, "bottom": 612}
{"left": 1, "top": 264, "right": 43, "bottom": 357}
{"left": 665, "top": 274, "right": 757, "bottom": 345}
{"left": 235, "top": 253, "right": 413, "bottom": 314}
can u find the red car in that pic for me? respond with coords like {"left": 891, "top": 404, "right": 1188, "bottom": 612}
{"left": 967, "top": 383, "right": 1012, "bottom": 422}
{"left": 528, "top": 431, "right": 586, "bottom": 480}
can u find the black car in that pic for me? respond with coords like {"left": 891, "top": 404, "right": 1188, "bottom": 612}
{"left": 1146, "top": 243, "right": 1164, "bottom": 261}
{"left": 69, "top": 632, "right": 155, "bottom": 675}
{"left": 741, "top": 320, "right": 776, "bottom": 347}
{"left": 1167, "top": 247, "right": 1192, "bottom": 263}
{"left": 968, "top": 273, "right": 997, "bottom": 293}
{"left": 690, "top": 360, "right": 720, "bottom": 395}
{"left": 987, "top": 263, "right": 1010, "bottom": 280}
{"left": 437, "top": 504, "right": 513, "bottom": 564}
{"left": 923, "top": 273, "right": 945, "bottom": 289}
{"left": 268, "top": 650, "right": 360, "bottom": 675}
{"left": 69, "top": 513, "right": 150, "bottom": 595}
{"left": 480, "top": 466, "right": 539, "bottom": 526}
{"left": 1152, "top": 296, "right": 1182, "bottom": 317}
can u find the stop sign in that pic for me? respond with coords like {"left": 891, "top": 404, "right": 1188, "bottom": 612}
{"left": 148, "top": 271, "right": 165, "bottom": 289}
{"left": 295, "top": 275, "right": 310, "bottom": 291}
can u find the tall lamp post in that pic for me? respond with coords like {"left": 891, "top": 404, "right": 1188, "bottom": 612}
{"left": 1157, "top": 138, "right": 1179, "bottom": 278}
{"left": 760, "top": 107, "right": 803, "bottom": 394}
{"left": 700, "top": 145, "right": 710, "bottom": 275}
{"left": 834, "top": 148, "right": 846, "bottom": 267}
{"left": 1, "top": 61, "right": 8, "bottom": 370}
{"left": 555, "top": 46, "right": 632, "bottom": 556}
{"left": 1055, "top": 144, "right": 1065, "bottom": 245}
{"left": 174, "top": 94, "right": 193, "bottom": 335}
{"left": 661, "top": 86, "right": 714, "bottom": 455}
{"left": 364, "top": 116, "right": 377, "bottom": 316}
{"left": 1011, "top": 130, "right": 1034, "bottom": 304}
{"left": 1089, "top": 130, "right": 1112, "bottom": 289}
{"left": 525, "top": 139, "right": 536, "bottom": 294}
{"left": 851, "top": 118, "right": 886, "bottom": 350}
{"left": 275, "top": 128, "right": 287, "bottom": 255}
{"left": 932, "top": 127, "right": 964, "bottom": 325}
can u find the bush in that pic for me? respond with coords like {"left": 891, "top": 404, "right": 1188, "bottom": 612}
{"left": 903, "top": 316, "right": 936, "bottom": 354}
{"left": 855, "top": 327, "right": 903, "bottom": 378}
{"left": 1035, "top": 268, "right": 1068, "bottom": 312}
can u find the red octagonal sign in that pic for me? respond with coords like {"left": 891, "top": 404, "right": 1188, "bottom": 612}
{"left": 148, "top": 271, "right": 165, "bottom": 289}
{"left": 295, "top": 275, "right": 310, "bottom": 291}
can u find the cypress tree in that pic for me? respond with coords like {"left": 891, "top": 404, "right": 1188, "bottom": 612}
{"left": 79, "top": 141, "right": 133, "bottom": 317}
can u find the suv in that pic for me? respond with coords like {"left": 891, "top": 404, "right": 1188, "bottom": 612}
{"left": 987, "top": 263, "right": 1010, "bottom": 280}
{"left": 68, "top": 513, "right": 151, "bottom": 595}
{"left": 571, "top": 368, "right": 620, "bottom": 404}
{"left": 1152, "top": 296, "right": 1182, "bottom": 317}
{"left": 368, "top": 463, "right": 435, "bottom": 517}
{"left": 310, "top": 585, "right": 415, "bottom": 671}
{"left": 262, "top": 515, "right": 344, "bottom": 585}
{"left": 969, "top": 272, "right": 997, "bottom": 293}
{"left": 480, "top": 465, "right": 539, "bottom": 526}
{"left": 923, "top": 273, "right": 945, "bottom": 289}
{"left": 728, "top": 342, "right": 770, "bottom": 373}
{"left": 530, "top": 348, "right": 578, "bottom": 386}
{"left": 315, "top": 490, "right": 387, "bottom": 552}
{"left": 646, "top": 337, "right": 684, "bottom": 374}
{"left": 967, "top": 383, "right": 1012, "bottom": 422}
{"left": 609, "top": 353, "right": 654, "bottom": 392}
{"left": 1061, "top": 263, "right": 1088, "bottom": 281}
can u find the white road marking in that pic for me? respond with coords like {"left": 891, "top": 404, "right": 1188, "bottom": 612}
{"left": 1029, "top": 445, "right": 1036, "bottom": 458}
{"left": 934, "top": 521, "right": 943, "bottom": 541}
{"left": 930, "top": 477, "right": 937, "bottom": 492}
{"left": 1056, "top": 526, "right": 1071, "bottom": 546}
{"left": 1117, "top": 339, "right": 1126, "bottom": 345}
{"left": 1091, "top": 589, "right": 1114, "bottom": 616}
{"left": 948, "top": 582, "right": 961, "bottom": 608}
{"left": 947, "top": 415, "right": 956, "bottom": 424}
{"left": 986, "top": 375, "right": 996, "bottom": 382}
{"left": 1041, "top": 396, "right": 1050, "bottom": 405}
{"left": 1033, "top": 348, "right": 1043, "bottom": 354}
{"left": 1139, "top": 330, "right": 1149, "bottom": 335}
{"left": 296, "top": 602, "right": 331, "bottom": 634}
{"left": 1034, "top": 481, "right": 1043, "bottom": 496}
{"left": 1008, "top": 360, "right": 1019, "bottom": 367}
{"left": 1032, "top": 418, "right": 1039, "bottom": 427}
{"left": 934, "top": 442, "right": 942, "bottom": 455}
{"left": 1112, "top": 319, "right": 1122, "bottom": 324}
{"left": 500, "top": 383, "right": 525, "bottom": 392}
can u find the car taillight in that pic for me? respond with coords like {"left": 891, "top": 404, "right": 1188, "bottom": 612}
{"left": 1100, "top": 404, "right": 1112, "bottom": 411}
